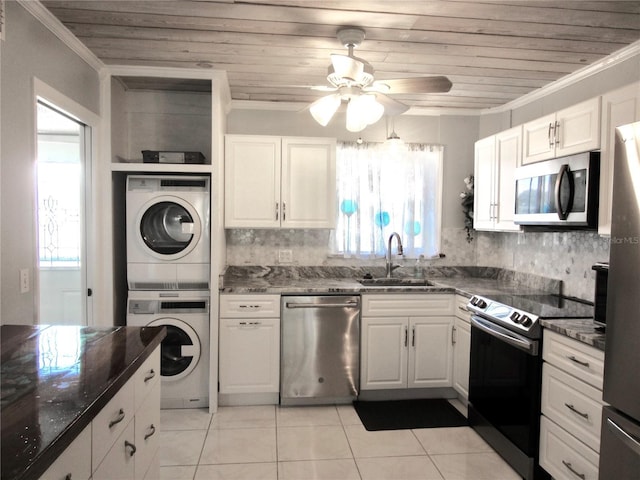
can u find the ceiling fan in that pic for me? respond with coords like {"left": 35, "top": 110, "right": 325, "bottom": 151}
{"left": 309, "top": 27, "right": 452, "bottom": 132}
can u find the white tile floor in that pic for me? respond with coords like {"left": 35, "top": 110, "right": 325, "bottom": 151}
{"left": 159, "top": 404, "right": 521, "bottom": 480}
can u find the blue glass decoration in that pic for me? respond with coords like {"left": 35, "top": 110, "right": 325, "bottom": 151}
{"left": 374, "top": 211, "right": 390, "bottom": 227}
{"left": 405, "top": 221, "right": 421, "bottom": 236}
{"left": 340, "top": 199, "right": 358, "bottom": 216}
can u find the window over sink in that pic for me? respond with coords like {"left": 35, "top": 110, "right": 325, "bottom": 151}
{"left": 331, "top": 141, "right": 443, "bottom": 258}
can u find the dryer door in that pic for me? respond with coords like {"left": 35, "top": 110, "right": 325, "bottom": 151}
{"left": 148, "top": 318, "right": 201, "bottom": 381}
{"left": 136, "top": 196, "right": 202, "bottom": 260}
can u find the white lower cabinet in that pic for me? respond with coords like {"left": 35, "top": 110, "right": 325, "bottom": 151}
{"left": 39, "top": 347, "right": 161, "bottom": 480}
{"left": 539, "top": 330, "right": 605, "bottom": 479}
{"left": 219, "top": 294, "right": 281, "bottom": 402}
{"left": 360, "top": 294, "right": 454, "bottom": 390}
{"left": 452, "top": 295, "right": 471, "bottom": 402}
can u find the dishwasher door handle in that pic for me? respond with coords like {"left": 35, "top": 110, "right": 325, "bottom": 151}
{"left": 285, "top": 300, "right": 360, "bottom": 309}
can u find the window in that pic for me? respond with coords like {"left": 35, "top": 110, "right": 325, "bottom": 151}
{"left": 332, "top": 141, "right": 443, "bottom": 258}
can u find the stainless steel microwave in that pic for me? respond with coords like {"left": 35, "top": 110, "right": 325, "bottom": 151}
{"left": 514, "top": 151, "right": 600, "bottom": 228}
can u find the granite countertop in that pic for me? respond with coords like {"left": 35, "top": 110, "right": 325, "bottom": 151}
{"left": 1, "top": 324, "right": 166, "bottom": 480}
{"left": 540, "top": 319, "right": 606, "bottom": 351}
{"left": 221, "top": 265, "right": 604, "bottom": 350}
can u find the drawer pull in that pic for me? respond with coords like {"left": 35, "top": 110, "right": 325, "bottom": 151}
{"left": 239, "top": 305, "right": 261, "bottom": 309}
{"left": 458, "top": 305, "right": 469, "bottom": 312}
{"left": 568, "top": 355, "right": 590, "bottom": 367}
{"left": 109, "top": 408, "right": 126, "bottom": 428}
{"left": 144, "top": 369, "right": 156, "bottom": 383}
{"left": 124, "top": 440, "right": 137, "bottom": 457}
{"left": 565, "top": 403, "right": 590, "bottom": 420}
{"left": 144, "top": 424, "right": 156, "bottom": 440}
{"left": 562, "top": 460, "right": 586, "bottom": 479}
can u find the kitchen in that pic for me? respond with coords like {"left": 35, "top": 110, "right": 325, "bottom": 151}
{"left": 1, "top": 1, "right": 640, "bottom": 479}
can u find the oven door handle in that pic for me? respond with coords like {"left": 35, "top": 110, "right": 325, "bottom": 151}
{"left": 471, "top": 315, "right": 539, "bottom": 355}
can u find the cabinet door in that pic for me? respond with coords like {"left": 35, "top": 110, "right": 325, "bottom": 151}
{"left": 134, "top": 381, "right": 161, "bottom": 480}
{"left": 224, "top": 135, "right": 281, "bottom": 228}
{"left": 219, "top": 317, "right": 280, "bottom": 394}
{"left": 598, "top": 82, "right": 640, "bottom": 235}
{"left": 473, "top": 135, "right": 496, "bottom": 230}
{"left": 408, "top": 317, "right": 453, "bottom": 388}
{"left": 93, "top": 420, "right": 136, "bottom": 480}
{"left": 556, "top": 97, "right": 601, "bottom": 157}
{"left": 281, "top": 137, "right": 336, "bottom": 228}
{"left": 361, "top": 317, "right": 408, "bottom": 390}
{"left": 494, "top": 126, "right": 521, "bottom": 231}
{"left": 523, "top": 112, "right": 556, "bottom": 164}
{"left": 453, "top": 316, "right": 471, "bottom": 400}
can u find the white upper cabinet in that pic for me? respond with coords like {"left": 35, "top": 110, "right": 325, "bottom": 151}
{"left": 224, "top": 135, "right": 336, "bottom": 228}
{"left": 522, "top": 97, "right": 601, "bottom": 165}
{"left": 474, "top": 126, "right": 521, "bottom": 232}
{"left": 598, "top": 82, "right": 640, "bottom": 236}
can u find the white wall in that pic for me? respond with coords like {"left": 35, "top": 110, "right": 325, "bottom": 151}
{"left": 0, "top": 2, "right": 100, "bottom": 324}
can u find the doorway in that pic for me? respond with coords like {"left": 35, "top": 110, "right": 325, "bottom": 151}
{"left": 36, "top": 101, "right": 90, "bottom": 325}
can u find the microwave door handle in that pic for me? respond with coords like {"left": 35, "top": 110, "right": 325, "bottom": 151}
{"left": 554, "top": 164, "right": 575, "bottom": 220}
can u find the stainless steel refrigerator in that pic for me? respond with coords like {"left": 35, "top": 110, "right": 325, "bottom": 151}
{"left": 599, "top": 121, "right": 640, "bottom": 478}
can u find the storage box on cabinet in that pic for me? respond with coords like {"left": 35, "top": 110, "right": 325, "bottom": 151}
{"left": 361, "top": 294, "right": 455, "bottom": 390}
{"left": 219, "top": 295, "right": 281, "bottom": 401}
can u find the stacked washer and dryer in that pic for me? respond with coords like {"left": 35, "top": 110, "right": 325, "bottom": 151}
{"left": 125, "top": 175, "right": 211, "bottom": 409}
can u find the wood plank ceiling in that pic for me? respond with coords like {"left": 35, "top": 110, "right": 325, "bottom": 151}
{"left": 42, "top": 0, "right": 640, "bottom": 112}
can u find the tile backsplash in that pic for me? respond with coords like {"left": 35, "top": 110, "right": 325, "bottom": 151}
{"left": 225, "top": 227, "right": 610, "bottom": 301}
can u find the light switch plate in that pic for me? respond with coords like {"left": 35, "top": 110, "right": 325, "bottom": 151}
{"left": 19, "top": 268, "right": 29, "bottom": 293}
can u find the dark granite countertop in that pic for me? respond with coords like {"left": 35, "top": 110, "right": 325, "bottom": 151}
{"left": 1, "top": 324, "right": 166, "bottom": 480}
{"left": 540, "top": 319, "right": 606, "bottom": 351}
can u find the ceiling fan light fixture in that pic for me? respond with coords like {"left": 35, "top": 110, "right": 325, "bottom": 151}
{"left": 345, "top": 94, "right": 384, "bottom": 132}
{"left": 309, "top": 94, "right": 341, "bottom": 127}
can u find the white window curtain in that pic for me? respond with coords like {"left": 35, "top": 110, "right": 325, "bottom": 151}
{"left": 331, "top": 141, "right": 443, "bottom": 258}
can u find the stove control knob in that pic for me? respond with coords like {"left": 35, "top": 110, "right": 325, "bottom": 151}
{"left": 476, "top": 299, "right": 487, "bottom": 309}
{"left": 470, "top": 296, "right": 478, "bottom": 306}
{"left": 520, "top": 316, "right": 533, "bottom": 327}
{"left": 510, "top": 312, "right": 521, "bottom": 323}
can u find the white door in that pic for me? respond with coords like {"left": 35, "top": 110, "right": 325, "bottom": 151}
{"left": 360, "top": 317, "right": 408, "bottom": 390}
{"left": 453, "top": 316, "right": 472, "bottom": 399}
{"left": 555, "top": 97, "right": 601, "bottom": 157}
{"left": 224, "top": 135, "right": 281, "bottom": 228}
{"left": 36, "top": 101, "right": 91, "bottom": 325}
{"left": 522, "top": 112, "right": 556, "bottom": 164}
{"left": 409, "top": 317, "right": 453, "bottom": 388}
{"left": 495, "top": 126, "right": 521, "bottom": 231}
{"left": 281, "top": 138, "right": 336, "bottom": 228}
{"left": 473, "top": 135, "right": 496, "bottom": 230}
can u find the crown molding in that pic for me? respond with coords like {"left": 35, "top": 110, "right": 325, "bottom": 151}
{"left": 18, "top": 0, "right": 104, "bottom": 73}
{"left": 486, "top": 39, "right": 640, "bottom": 115}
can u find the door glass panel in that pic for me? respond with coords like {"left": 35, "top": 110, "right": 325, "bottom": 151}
{"left": 140, "top": 201, "right": 194, "bottom": 255}
{"left": 36, "top": 102, "right": 87, "bottom": 325}
{"left": 161, "top": 325, "right": 194, "bottom": 377}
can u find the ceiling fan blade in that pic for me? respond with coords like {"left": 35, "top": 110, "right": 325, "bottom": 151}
{"left": 310, "top": 85, "right": 339, "bottom": 92}
{"left": 330, "top": 54, "right": 365, "bottom": 81}
{"left": 375, "top": 93, "right": 410, "bottom": 116}
{"left": 372, "top": 76, "right": 452, "bottom": 94}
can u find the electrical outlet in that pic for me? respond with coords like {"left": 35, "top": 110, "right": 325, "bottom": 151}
{"left": 19, "top": 269, "right": 29, "bottom": 293}
{"left": 278, "top": 249, "right": 293, "bottom": 263}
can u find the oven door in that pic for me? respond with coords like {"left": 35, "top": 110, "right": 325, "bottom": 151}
{"left": 469, "top": 315, "right": 542, "bottom": 469}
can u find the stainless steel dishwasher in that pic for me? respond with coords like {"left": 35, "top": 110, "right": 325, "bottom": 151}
{"left": 280, "top": 295, "right": 360, "bottom": 405}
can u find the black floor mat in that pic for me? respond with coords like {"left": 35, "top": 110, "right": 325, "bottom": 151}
{"left": 353, "top": 398, "right": 468, "bottom": 431}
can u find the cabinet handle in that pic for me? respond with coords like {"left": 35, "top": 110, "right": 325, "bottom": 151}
{"left": 109, "top": 408, "right": 126, "bottom": 428}
{"left": 458, "top": 305, "right": 469, "bottom": 313}
{"left": 239, "top": 304, "right": 261, "bottom": 309}
{"left": 561, "top": 460, "right": 585, "bottom": 479}
{"left": 275, "top": 202, "right": 279, "bottom": 220}
{"left": 452, "top": 326, "right": 457, "bottom": 345}
{"left": 124, "top": 440, "right": 137, "bottom": 457}
{"left": 548, "top": 122, "right": 554, "bottom": 148}
{"left": 564, "top": 403, "right": 590, "bottom": 420}
{"left": 567, "top": 355, "right": 590, "bottom": 367}
{"left": 144, "top": 424, "right": 156, "bottom": 440}
{"left": 404, "top": 326, "right": 408, "bottom": 347}
{"left": 282, "top": 202, "right": 286, "bottom": 221}
{"left": 412, "top": 326, "right": 416, "bottom": 347}
{"left": 144, "top": 369, "right": 155, "bottom": 383}
{"left": 238, "top": 321, "right": 262, "bottom": 326}
{"left": 555, "top": 120, "right": 561, "bottom": 145}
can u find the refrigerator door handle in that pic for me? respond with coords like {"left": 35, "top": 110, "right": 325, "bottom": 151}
{"left": 607, "top": 417, "right": 640, "bottom": 456}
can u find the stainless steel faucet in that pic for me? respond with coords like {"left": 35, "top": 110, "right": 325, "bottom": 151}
{"left": 386, "top": 232, "right": 404, "bottom": 278}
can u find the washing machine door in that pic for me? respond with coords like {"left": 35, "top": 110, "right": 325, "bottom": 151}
{"left": 136, "top": 196, "right": 202, "bottom": 260}
{"left": 147, "top": 318, "right": 201, "bottom": 381}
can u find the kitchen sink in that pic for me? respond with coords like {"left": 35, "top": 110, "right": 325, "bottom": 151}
{"left": 357, "top": 277, "right": 434, "bottom": 286}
